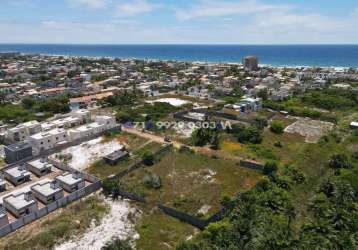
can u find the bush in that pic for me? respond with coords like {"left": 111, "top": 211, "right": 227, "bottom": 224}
{"left": 142, "top": 151, "right": 155, "bottom": 166}
{"left": 102, "top": 238, "right": 133, "bottom": 250}
{"left": 230, "top": 125, "right": 263, "bottom": 144}
{"left": 263, "top": 161, "right": 278, "bottom": 175}
{"left": 143, "top": 172, "right": 162, "bottom": 189}
{"left": 328, "top": 154, "right": 352, "bottom": 169}
{"left": 270, "top": 121, "right": 284, "bottom": 134}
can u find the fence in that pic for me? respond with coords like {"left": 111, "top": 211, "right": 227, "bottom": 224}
{"left": 0, "top": 163, "right": 102, "bottom": 238}
{"left": 239, "top": 160, "right": 264, "bottom": 171}
{"left": 158, "top": 204, "right": 208, "bottom": 230}
{"left": 3, "top": 125, "right": 121, "bottom": 169}
{"left": 107, "top": 143, "right": 173, "bottom": 180}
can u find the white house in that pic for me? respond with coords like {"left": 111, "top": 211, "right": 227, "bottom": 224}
{"left": 5, "top": 121, "right": 42, "bottom": 143}
{"left": 28, "top": 128, "right": 68, "bottom": 155}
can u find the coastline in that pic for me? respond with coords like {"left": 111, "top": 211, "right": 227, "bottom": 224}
{"left": 1, "top": 44, "right": 358, "bottom": 68}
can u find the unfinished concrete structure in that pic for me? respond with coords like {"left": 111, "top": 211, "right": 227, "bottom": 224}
{"left": 27, "top": 158, "right": 52, "bottom": 177}
{"left": 3, "top": 165, "right": 31, "bottom": 186}
{"left": 31, "top": 181, "right": 64, "bottom": 205}
{"left": 55, "top": 172, "right": 85, "bottom": 193}
{"left": 3, "top": 192, "right": 38, "bottom": 218}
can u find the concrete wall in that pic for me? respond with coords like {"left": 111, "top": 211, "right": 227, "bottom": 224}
{"left": 0, "top": 172, "right": 101, "bottom": 238}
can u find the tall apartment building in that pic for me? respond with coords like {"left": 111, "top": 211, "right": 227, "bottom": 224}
{"left": 243, "top": 56, "right": 259, "bottom": 71}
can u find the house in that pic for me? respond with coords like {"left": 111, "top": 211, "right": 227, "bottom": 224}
{"left": 69, "top": 92, "right": 113, "bottom": 110}
{"left": 31, "top": 181, "right": 64, "bottom": 205}
{"left": 55, "top": 172, "right": 85, "bottom": 193}
{"left": 5, "top": 120, "right": 42, "bottom": 143}
{"left": 3, "top": 191, "right": 38, "bottom": 218}
{"left": 3, "top": 165, "right": 31, "bottom": 186}
{"left": 225, "top": 96, "right": 262, "bottom": 113}
{"left": 103, "top": 150, "right": 128, "bottom": 165}
{"left": 27, "top": 158, "right": 52, "bottom": 177}
{"left": 0, "top": 205, "right": 9, "bottom": 227}
{"left": 28, "top": 128, "right": 68, "bottom": 155}
{"left": 4, "top": 142, "right": 33, "bottom": 164}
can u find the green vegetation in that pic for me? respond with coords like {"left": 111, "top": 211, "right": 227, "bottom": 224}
{"left": 0, "top": 195, "right": 109, "bottom": 250}
{"left": 102, "top": 239, "right": 133, "bottom": 250}
{"left": 190, "top": 128, "right": 220, "bottom": 148}
{"left": 228, "top": 124, "right": 263, "bottom": 144}
{"left": 0, "top": 96, "right": 70, "bottom": 123}
{"left": 175, "top": 129, "right": 358, "bottom": 249}
{"left": 270, "top": 120, "right": 284, "bottom": 134}
{"left": 116, "top": 102, "right": 179, "bottom": 123}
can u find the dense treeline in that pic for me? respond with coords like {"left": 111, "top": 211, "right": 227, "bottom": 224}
{"left": 0, "top": 96, "right": 70, "bottom": 123}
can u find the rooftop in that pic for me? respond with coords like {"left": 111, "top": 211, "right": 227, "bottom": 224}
{"left": 4, "top": 166, "right": 30, "bottom": 178}
{"left": 3, "top": 192, "right": 36, "bottom": 210}
{"left": 55, "top": 172, "right": 83, "bottom": 186}
{"left": 31, "top": 181, "right": 62, "bottom": 197}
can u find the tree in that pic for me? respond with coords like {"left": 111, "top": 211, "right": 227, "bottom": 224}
{"left": 230, "top": 125, "right": 263, "bottom": 144}
{"left": 142, "top": 151, "right": 155, "bottom": 166}
{"left": 270, "top": 121, "right": 284, "bottom": 134}
{"left": 263, "top": 161, "right": 278, "bottom": 175}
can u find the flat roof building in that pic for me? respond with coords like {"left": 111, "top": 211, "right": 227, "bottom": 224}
{"left": 28, "top": 128, "right": 68, "bottom": 155}
{"left": 3, "top": 192, "right": 38, "bottom": 218}
{"left": 103, "top": 150, "right": 128, "bottom": 166}
{"left": 4, "top": 142, "right": 33, "bottom": 164}
{"left": 55, "top": 172, "right": 85, "bottom": 193}
{"left": 4, "top": 165, "right": 31, "bottom": 186}
{"left": 31, "top": 181, "right": 64, "bottom": 205}
{"left": 27, "top": 158, "right": 52, "bottom": 177}
{"left": 243, "top": 56, "right": 259, "bottom": 71}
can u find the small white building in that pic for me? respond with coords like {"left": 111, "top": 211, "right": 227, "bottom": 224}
{"left": 28, "top": 128, "right": 68, "bottom": 155}
{"left": 31, "top": 181, "right": 64, "bottom": 205}
{"left": 55, "top": 172, "right": 85, "bottom": 193}
{"left": 4, "top": 165, "right": 31, "bottom": 186}
{"left": 3, "top": 192, "right": 38, "bottom": 218}
{"left": 27, "top": 158, "right": 52, "bottom": 177}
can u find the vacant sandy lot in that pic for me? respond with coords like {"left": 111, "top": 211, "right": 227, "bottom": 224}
{"left": 52, "top": 137, "right": 124, "bottom": 170}
{"left": 55, "top": 199, "right": 140, "bottom": 250}
{"left": 285, "top": 118, "right": 334, "bottom": 143}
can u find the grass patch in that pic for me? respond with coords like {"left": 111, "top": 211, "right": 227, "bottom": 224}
{"left": 122, "top": 150, "right": 262, "bottom": 216}
{"left": 136, "top": 205, "right": 197, "bottom": 250}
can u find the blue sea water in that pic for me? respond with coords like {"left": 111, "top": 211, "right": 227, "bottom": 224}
{"left": 1, "top": 44, "right": 358, "bottom": 67}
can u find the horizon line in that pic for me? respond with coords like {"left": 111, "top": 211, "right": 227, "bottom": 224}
{"left": 1, "top": 43, "right": 358, "bottom": 46}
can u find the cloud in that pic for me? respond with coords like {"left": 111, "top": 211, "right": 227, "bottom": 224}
{"left": 115, "top": 0, "right": 160, "bottom": 16}
{"left": 175, "top": 0, "right": 292, "bottom": 21}
{"left": 67, "top": 0, "right": 106, "bottom": 9}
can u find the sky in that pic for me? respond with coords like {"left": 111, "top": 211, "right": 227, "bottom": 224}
{"left": 0, "top": 0, "right": 358, "bottom": 44}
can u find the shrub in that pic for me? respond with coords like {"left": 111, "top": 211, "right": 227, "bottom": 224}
{"left": 263, "top": 161, "right": 278, "bottom": 175}
{"left": 143, "top": 172, "right": 161, "bottom": 189}
{"left": 142, "top": 151, "right": 155, "bottom": 166}
{"left": 270, "top": 121, "right": 284, "bottom": 134}
{"left": 328, "top": 154, "right": 352, "bottom": 169}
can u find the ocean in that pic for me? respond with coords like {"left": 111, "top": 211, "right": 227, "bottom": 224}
{"left": 1, "top": 44, "right": 358, "bottom": 68}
